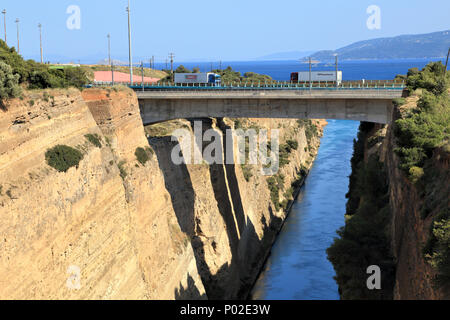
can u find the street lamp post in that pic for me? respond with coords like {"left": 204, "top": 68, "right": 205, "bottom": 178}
{"left": 15, "top": 18, "right": 19, "bottom": 54}
{"left": 2, "top": 9, "right": 6, "bottom": 44}
{"left": 38, "top": 23, "right": 43, "bottom": 64}
{"left": 126, "top": 0, "right": 133, "bottom": 85}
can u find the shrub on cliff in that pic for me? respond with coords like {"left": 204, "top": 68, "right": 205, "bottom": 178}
{"left": 135, "top": 147, "right": 153, "bottom": 166}
{"left": 0, "top": 61, "right": 21, "bottom": 105}
{"left": 45, "top": 145, "right": 84, "bottom": 172}
{"left": 85, "top": 134, "right": 102, "bottom": 148}
{"left": 423, "top": 208, "right": 450, "bottom": 291}
{"left": 406, "top": 62, "right": 448, "bottom": 95}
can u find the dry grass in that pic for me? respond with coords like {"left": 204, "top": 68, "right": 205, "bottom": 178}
{"left": 86, "top": 65, "right": 168, "bottom": 80}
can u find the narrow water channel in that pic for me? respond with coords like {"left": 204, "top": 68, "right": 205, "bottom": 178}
{"left": 251, "top": 120, "right": 359, "bottom": 300}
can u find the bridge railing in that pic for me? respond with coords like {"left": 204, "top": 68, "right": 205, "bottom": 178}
{"left": 90, "top": 80, "right": 406, "bottom": 91}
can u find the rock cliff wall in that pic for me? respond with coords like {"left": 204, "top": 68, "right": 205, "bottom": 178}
{"left": 383, "top": 109, "right": 449, "bottom": 300}
{"left": 344, "top": 95, "right": 449, "bottom": 299}
{"left": 145, "top": 117, "right": 324, "bottom": 299}
{"left": 0, "top": 87, "right": 323, "bottom": 299}
{"left": 0, "top": 88, "right": 205, "bottom": 299}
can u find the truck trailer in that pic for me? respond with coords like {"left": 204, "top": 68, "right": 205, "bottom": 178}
{"left": 290, "top": 71, "right": 342, "bottom": 84}
{"left": 174, "top": 73, "right": 221, "bottom": 86}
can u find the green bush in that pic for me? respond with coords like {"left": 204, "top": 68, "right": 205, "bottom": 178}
{"left": 118, "top": 161, "right": 127, "bottom": 180}
{"left": 408, "top": 166, "right": 424, "bottom": 184}
{"left": 0, "top": 40, "right": 89, "bottom": 89}
{"left": 45, "top": 145, "right": 84, "bottom": 172}
{"left": 406, "top": 61, "right": 448, "bottom": 95}
{"left": 392, "top": 98, "right": 406, "bottom": 107}
{"left": 267, "top": 174, "right": 285, "bottom": 212}
{"left": 0, "top": 61, "right": 21, "bottom": 105}
{"left": 135, "top": 147, "right": 153, "bottom": 166}
{"left": 423, "top": 209, "right": 450, "bottom": 290}
{"left": 286, "top": 139, "right": 299, "bottom": 151}
{"left": 211, "top": 66, "right": 273, "bottom": 83}
{"left": 175, "top": 65, "right": 191, "bottom": 73}
{"left": 85, "top": 134, "right": 102, "bottom": 148}
{"left": 241, "top": 165, "right": 253, "bottom": 182}
{"left": 394, "top": 62, "right": 449, "bottom": 177}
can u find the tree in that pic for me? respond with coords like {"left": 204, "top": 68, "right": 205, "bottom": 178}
{"left": 192, "top": 67, "right": 200, "bottom": 73}
{"left": 175, "top": 65, "right": 191, "bottom": 73}
{"left": 0, "top": 61, "right": 21, "bottom": 106}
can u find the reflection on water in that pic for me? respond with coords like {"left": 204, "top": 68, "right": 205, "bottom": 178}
{"left": 251, "top": 120, "right": 359, "bottom": 300}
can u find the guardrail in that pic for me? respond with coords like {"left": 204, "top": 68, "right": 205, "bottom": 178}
{"left": 89, "top": 81, "right": 406, "bottom": 91}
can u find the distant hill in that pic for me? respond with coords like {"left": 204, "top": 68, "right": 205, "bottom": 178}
{"left": 256, "top": 50, "right": 315, "bottom": 60}
{"left": 308, "top": 30, "right": 450, "bottom": 61}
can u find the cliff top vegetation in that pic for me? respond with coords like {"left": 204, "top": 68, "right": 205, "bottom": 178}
{"left": 0, "top": 40, "right": 90, "bottom": 99}
{"left": 394, "top": 61, "right": 450, "bottom": 292}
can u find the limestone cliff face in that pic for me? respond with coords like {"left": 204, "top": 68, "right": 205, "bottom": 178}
{"left": 81, "top": 88, "right": 205, "bottom": 300}
{"left": 145, "top": 117, "right": 324, "bottom": 299}
{"left": 0, "top": 87, "right": 323, "bottom": 300}
{"left": 355, "top": 101, "right": 449, "bottom": 300}
{"left": 382, "top": 114, "right": 448, "bottom": 300}
{"left": 0, "top": 89, "right": 146, "bottom": 299}
{"left": 0, "top": 88, "right": 205, "bottom": 300}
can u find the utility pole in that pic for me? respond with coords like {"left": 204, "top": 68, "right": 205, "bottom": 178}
{"left": 335, "top": 54, "right": 339, "bottom": 88}
{"left": 111, "top": 62, "right": 115, "bottom": 85}
{"left": 38, "top": 23, "right": 43, "bottom": 64}
{"left": 169, "top": 52, "right": 175, "bottom": 74}
{"left": 15, "top": 18, "right": 19, "bottom": 54}
{"left": 445, "top": 48, "right": 450, "bottom": 75}
{"left": 309, "top": 57, "right": 312, "bottom": 90}
{"left": 2, "top": 9, "right": 6, "bottom": 44}
{"left": 126, "top": 0, "right": 133, "bottom": 84}
{"left": 107, "top": 34, "right": 111, "bottom": 66}
{"left": 141, "top": 61, "right": 145, "bottom": 91}
{"left": 165, "top": 59, "right": 168, "bottom": 69}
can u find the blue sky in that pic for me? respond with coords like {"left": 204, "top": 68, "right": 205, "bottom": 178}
{"left": 1, "top": 0, "right": 449, "bottom": 63}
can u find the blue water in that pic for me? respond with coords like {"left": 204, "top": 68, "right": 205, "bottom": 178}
{"left": 251, "top": 120, "right": 359, "bottom": 300}
{"left": 152, "top": 58, "right": 445, "bottom": 81}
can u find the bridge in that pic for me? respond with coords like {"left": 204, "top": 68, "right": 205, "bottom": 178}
{"left": 135, "top": 86, "right": 405, "bottom": 125}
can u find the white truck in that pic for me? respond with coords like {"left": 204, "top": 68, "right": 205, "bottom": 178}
{"left": 174, "top": 73, "right": 221, "bottom": 86}
{"left": 290, "top": 71, "right": 342, "bottom": 84}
